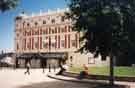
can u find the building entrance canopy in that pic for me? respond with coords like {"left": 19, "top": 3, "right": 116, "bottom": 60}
{"left": 16, "top": 52, "right": 67, "bottom": 59}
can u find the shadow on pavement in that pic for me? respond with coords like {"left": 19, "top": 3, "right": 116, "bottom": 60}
{"left": 17, "top": 80, "right": 126, "bottom": 88}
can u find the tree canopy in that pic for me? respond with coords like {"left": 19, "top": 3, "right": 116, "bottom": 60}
{"left": 67, "top": 0, "right": 135, "bottom": 62}
{"left": 0, "top": 0, "right": 18, "bottom": 12}
{"left": 67, "top": 0, "right": 135, "bottom": 85}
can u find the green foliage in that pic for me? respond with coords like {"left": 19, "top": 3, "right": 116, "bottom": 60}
{"left": 68, "top": 66, "right": 135, "bottom": 77}
{"left": 67, "top": 0, "right": 135, "bottom": 62}
{"left": 0, "top": 0, "right": 19, "bottom": 12}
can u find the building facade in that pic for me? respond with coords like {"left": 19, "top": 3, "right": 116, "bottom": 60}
{"left": 14, "top": 8, "right": 109, "bottom": 68}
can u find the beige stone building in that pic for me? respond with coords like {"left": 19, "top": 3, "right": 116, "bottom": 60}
{"left": 14, "top": 8, "right": 109, "bottom": 68}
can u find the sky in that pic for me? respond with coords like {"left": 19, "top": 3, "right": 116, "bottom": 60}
{"left": 0, "top": 0, "right": 68, "bottom": 52}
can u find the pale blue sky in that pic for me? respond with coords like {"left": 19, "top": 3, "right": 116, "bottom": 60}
{"left": 0, "top": 0, "right": 68, "bottom": 51}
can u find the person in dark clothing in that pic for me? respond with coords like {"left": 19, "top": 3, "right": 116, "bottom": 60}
{"left": 24, "top": 62, "right": 30, "bottom": 75}
{"left": 56, "top": 65, "right": 66, "bottom": 75}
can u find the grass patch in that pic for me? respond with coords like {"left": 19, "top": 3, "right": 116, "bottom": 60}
{"left": 68, "top": 66, "right": 135, "bottom": 77}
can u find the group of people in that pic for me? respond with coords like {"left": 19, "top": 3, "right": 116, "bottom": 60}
{"left": 24, "top": 62, "right": 89, "bottom": 80}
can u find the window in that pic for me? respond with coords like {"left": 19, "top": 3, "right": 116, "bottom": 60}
{"left": 55, "top": 27, "right": 57, "bottom": 33}
{"left": 43, "top": 38, "right": 49, "bottom": 49}
{"left": 27, "top": 41, "right": 31, "bottom": 49}
{"left": 61, "top": 40, "right": 64, "bottom": 48}
{"left": 61, "top": 16, "right": 65, "bottom": 22}
{"left": 51, "top": 19, "right": 55, "bottom": 24}
{"left": 70, "top": 56, "right": 73, "bottom": 62}
{"left": 16, "top": 33, "right": 19, "bottom": 37}
{"left": 65, "top": 26, "right": 67, "bottom": 32}
{"left": 58, "top": 27, "right": 60, "bottom": 33}
{"left": 61, "top": 28, "right": 65, "bottom": 33}
{"left": 68, "top": 26, "right": 72, "bottom": 32}
{"left": 52, "top": 29, "right": 55, "bottom": 34}
{"left": 102, "top": 56, "right": 107, "bottom": 61}
{"left": 35, "top": 22, "right": 38, "bottom": 26}
{"left": 71, "top": 40, "right": 76, "bottom": 47}
{"left": 23, "top": 21, "right": 25, "bottom": 27}
{"left": 43, "top": 20, "right": 46, "bottom": 24}
{"left": 43, "top": 30, "right": 46, "bottom": 34}
{"left": 52, "top": 43, "right": 55, "bottom": 48}
{"left": 35, "top": 37, "right": 38, "bottom": 49}
{"left": 35, "top": 31, "right": 39, "bottom": 35}
{"left": 49, "top": 28, "right": 51, "bottom": 34}
{"left": 27, "top": 23, "right": 30, "bottom": 27}
{"left": 88, "top": 57, "right": 95, "bottom": 64}
{"left": 43, "top": 43, "right": 49, "bottom": 49}
{"left": 17, "top": 43, "right": 19, "bottom": 50}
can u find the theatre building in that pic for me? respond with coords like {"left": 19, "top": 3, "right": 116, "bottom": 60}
{"left": 14, "top": 8, "right": 109, "bottom": 68}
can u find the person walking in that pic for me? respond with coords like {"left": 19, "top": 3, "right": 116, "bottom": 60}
{"left": 24, "top": 62, "right": 30, "bottom": 75}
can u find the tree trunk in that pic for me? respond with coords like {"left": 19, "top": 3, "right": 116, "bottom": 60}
{"left": 109, "top": 54, "right": 114, "bottom": 86}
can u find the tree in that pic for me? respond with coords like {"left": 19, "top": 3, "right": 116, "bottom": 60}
{"left": 0, "top": 0, "right": 19, "bottom": 12}
{"left": 66, "top": 0, "right": 135, "bottom": 86}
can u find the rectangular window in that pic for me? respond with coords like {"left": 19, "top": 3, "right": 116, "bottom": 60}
{"left": 88, "top": 57, "right": 95, "bottom": 64}
{"left": 71, "top": 40, "right": 76, "bottom": 47}
{"left": 52, "top": 43, "right": 55, "bottom": 48}
{"left": 55, "top": 27, "right": 57, "bottom": 33}
{"left": 58, "top": 27, "right": 60, "bottom": 33}
{"left": 35, "top": 37, "right": 38, "bottom": 49}
{"left": 40, "top": 37, "right": 42, "bottom": 49}
{"left": 102, "top": 57, "right": 107, "bottom": 61}
{"left": 43, "top": 43, "right": 48, "bottom": 49}
{"left": 61, "top": 40, "right": 64, "bottom": 48}
{"left": 61, "top": 28, "right": 65, "bottom": 33}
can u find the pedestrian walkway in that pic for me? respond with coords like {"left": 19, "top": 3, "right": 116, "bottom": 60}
{"left": 47, "top": 73, "right": 135, "bottom": 88}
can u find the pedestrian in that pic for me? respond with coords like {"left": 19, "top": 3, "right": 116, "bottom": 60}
{"left": 56, "top": 63, "right": 68, "bottom": 75}
{"left": 42, "top": 62, "right": 45, "bottom": 73}
{"left": 77, "top": 64, "right": 88, "bottom": 79}
{"left": 24, "top": 62, "right": 30, "bottom": 75}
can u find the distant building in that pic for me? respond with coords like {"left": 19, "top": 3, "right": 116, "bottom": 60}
{"left": 14, "top": 8, "right": 109, "bottom": 68}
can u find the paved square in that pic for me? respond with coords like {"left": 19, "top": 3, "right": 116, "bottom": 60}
{"left": 0, "top": 68, "right": 95, "bottom": 88}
